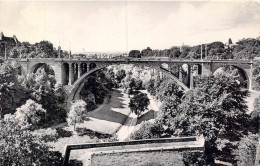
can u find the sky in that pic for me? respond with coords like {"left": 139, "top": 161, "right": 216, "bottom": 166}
{"left": 0, "top": 1, "right": 260, "bottom": 53}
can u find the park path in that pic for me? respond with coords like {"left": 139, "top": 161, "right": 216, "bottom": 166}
{"left": 116, "top": 90, "right": 161, "bottom": 141}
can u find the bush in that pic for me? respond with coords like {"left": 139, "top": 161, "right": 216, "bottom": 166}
{"left": 32, "top": 128, "right": 59, "bottom": 142}
{"left": 14, "top": 99, "right": 46, "bottom": 129}
{"left": 130, "top": 121, "right": 162, "bottom": 140}
{"left": 56, "top": 128, "right": 73, "bottom": 138}
{"left": 76, "top": 127, "right": 112, "bottom": 139}
{"left": 67, "top": 100, "right": 87, "bottom": 129}
{"left": 233, "top": 133, "right": 258, "bottom": 166}
{"left": 182, "top": 152, "right": 206, "bottom": 166}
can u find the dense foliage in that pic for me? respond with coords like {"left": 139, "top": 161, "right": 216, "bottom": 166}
{"left": 67, "top": 99, "right": 87, "bottom": 130}
{"left": 130, "top": 37, "right": 260, "bottom": 60}
{"left": 0, "top": 63, "right": 28, "bottom": 116}
{"left": 0, "top": 115, "right": 62, "bottom": 165}
{"left": 250, "top": 96, "right": 260, "bottom": 134}
{"left": 15, "top": 99, "right": 46, "bottom": 130}
{"left": 132, "top": 72, "right": 252, "bottom": 164}
{"left": 79, "top": 73, "right": 111, "bottom": 111}
{"left": 23, "top": 66, "right": 67, "bottom": 125}
{"left": 9, "top": 41, "right": 70, "bottom": 58}
{"left": 233, "top": 133, "right": 258, "bottom": 166}
{"left": 129, "top": 92, "right": 150, "bottom": 117}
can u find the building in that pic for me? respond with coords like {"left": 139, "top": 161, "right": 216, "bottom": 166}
{"left": 0, "top": 32, "right": 19, "bottom": 58}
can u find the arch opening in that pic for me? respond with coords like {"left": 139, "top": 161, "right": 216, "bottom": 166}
{"left": 89, "top": 63, "right": 97, "bottom": 70}
{"left": 193, "top": 64, "right": 202, "bottom": 75}
{"left": 213, "top": 65, "right": 249, "bottom": 88}
{"left": 31, "top": 63, "right": 55, "bottom": 76}
{"left": 81, "top": 62, "right": 88, "bottom": 74}
{"left": 72, "top": 63, "right": 79, "bottom": 82}
{"left": 63, "top": 63, "right": 69, "bottom": 85}
{"left": 180, "top": 63, "right": 191, "bottom": 87}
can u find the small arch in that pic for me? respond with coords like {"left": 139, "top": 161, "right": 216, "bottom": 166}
{"left": 193, "top": 64, "right": 202, "bottom": 75}
{"left": 180, "top": 63, "right": 191, "bottom": 87}
{"left": 72, "top": 63, "right": 79, "bottom": 81}
{"left": 63, "top": 63, "right": 70, "bottom": 85}
{"left": 81, "top": 62, "right": 88, "bottom": 74}
{"left": 89, "top": 63, "right": 97, "bottom": 70}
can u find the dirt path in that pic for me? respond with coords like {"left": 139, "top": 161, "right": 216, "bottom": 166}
{"left": 116, "top": 90, "right": 161, "bottom": 141}
{"left": 116, "top": 113, "right": 137, "bottom": 141}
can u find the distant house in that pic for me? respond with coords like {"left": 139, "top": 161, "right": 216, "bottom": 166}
{"left": 0, "top": 32, "right": 19, "bottom": 58}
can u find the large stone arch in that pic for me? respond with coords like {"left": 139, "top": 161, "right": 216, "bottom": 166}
{"left": 67, "top": 63, "right": 189, "bottom": 109}
{"left": 67, "top": 65, "right": 108, "bottom": 109}
{"left": 212, "top": 65, "right": 249, "bottom": 88}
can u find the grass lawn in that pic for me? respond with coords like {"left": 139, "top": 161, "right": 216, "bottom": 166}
{"left": 80, "top": 88, "right": 131, "bottom": 134}
{"left": 87, "top": 89, "right": 131, "bottom": 125}
{"left": 91, "top": 151, "right": 185, "bottom": 166}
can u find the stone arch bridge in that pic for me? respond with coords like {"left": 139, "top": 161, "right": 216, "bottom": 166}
{"left": 5, "top": 58, "right": 253, "bottom": 104}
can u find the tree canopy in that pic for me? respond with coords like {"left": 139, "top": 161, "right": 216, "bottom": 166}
{"left": 0, "top": 63, "right": 28, "bottom": 116}
{"left": 129, "top": 92, "right": 150, "bottom": 117}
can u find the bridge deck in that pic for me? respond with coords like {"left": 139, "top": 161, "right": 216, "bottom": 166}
{"left": 7, "top": 58, "right": 253, "bottom": 64}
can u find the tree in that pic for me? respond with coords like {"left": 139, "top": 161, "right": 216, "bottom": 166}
{"left": 252, "top": 62, "right": 260, "bottom": 90}
{"left": 34, "top": 40, "right": 55, "bottom": 58}
{"left": 129, "top": 92, "right": 150, "bottom": 117}
{"left": 115, "top": 69, "right": 126, "bottom": 83}
{"left": 24, "top": 68, "right": 56, "bottom": 110}
{"left": 67, "top": 100, "right": 87, "bottom": 130}
{"left": 233, "top": 133, "right": 258, "bottom": 166}
{"left": 250, "top": 96, "right": 260, "bottom": 133}
{"left": 155, "top": 78, "right": 184, "bottom": 102}
{"left": 173, "top": 74, "right": 249, "bottom": 164}
{"left": 146, "top": 79, "right": 156, "bottom": 96}
{"left": 0, "top": 116, "right": 59, "bottom": 165}
{"left": 233, "top": 38, "right": 260, "bottom": 59}
{"left": 168, "top": 47, "right": 181, "bottom": 58}
{"left": 23, "top": 67, "right": 67, "bottom": 125}
{"left": 129, "top": 50, "right": 141, "bottom": 58}
{"left": 14, "top": 99, "right": 46, "bottom": 129}
{"left": 130, "top": 121, "right": 162, "bottom": 140}
{"left": 141, "top": 47, "right": 153, "bottom": 57}
{"left": 128, "top": 78, "right": 143, "bottom": 91}
{"left": 79, "top": 76, "right": 109, "bottom": 106}
{"left": 0, "top": 63, "right": 28, "bottom": 116}
{"left": 54, "top": 83, "right": 67, "bottom": 104}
